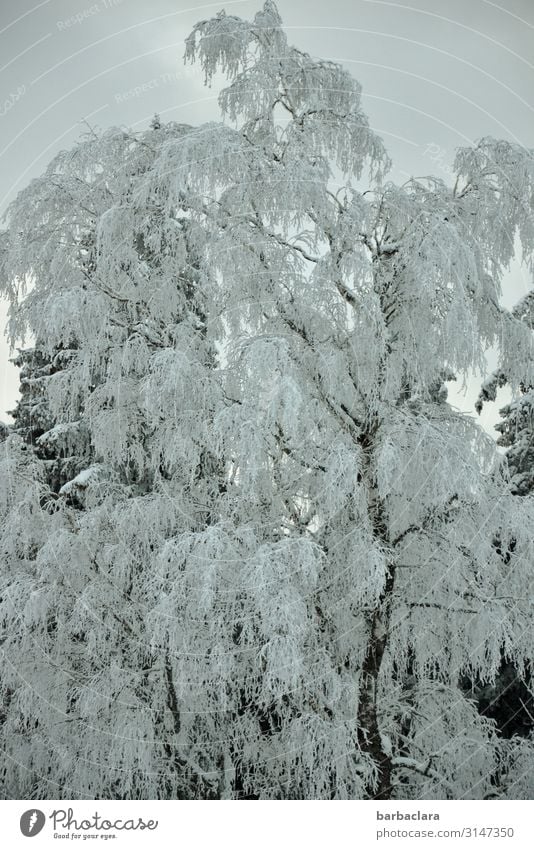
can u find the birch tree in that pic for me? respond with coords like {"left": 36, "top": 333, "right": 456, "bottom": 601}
{"left": 0, "top": 0, "right": 533, "bottom": 800}
{"left": 0, "top": 118, "right": 227, "bottom": 799}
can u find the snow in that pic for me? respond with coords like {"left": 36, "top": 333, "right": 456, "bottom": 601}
{"left": 0, "top": 0, "right": 533, "bottom": 803}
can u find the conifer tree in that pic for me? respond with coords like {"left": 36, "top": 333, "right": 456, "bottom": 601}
{"left": 493, "top": 290, "right": 534, "bottom": 496}
{"left": 470, "top": 290, "right": 534, "bottom": 745}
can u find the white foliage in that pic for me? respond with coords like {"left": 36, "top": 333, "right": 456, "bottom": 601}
{"left": 0, "top": 0, "right": 532, "bottom": 802}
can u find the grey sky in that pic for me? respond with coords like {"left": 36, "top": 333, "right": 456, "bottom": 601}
{"left": 1, "top": 0, "right": 533, "bottom": 432}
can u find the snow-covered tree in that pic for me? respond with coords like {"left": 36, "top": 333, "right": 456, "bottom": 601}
{"left": 1, "top": 1, "right": 534, "bottom": 800}
{"left": 490, "top": 290, "right": 534, "bottom": 496}
{"left": 469, "top": 290, "right": 534, "bottom": 744}
{"left": 497, "top": 387, "right": 534, "bottom": 495}
{"left": 0, "top": 118, "right": 228, "bottom": 799}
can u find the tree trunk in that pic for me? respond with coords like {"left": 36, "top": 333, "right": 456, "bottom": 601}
{"left": 357, "top": 427, "right": 395, "bottom": 799}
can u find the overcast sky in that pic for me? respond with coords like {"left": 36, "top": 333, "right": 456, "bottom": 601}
{"left": 1, "top": 0, "right": 533, "bottom": 432}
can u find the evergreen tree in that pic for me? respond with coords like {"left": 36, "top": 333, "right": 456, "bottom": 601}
{"left": 493, "top": 290, "right": 534, "bottom": 496}
{"left": 0, "top": 2, "right": 533, "bottom": 800}
{"left": 470, "top": 290, "right": 534, "bottom": 744}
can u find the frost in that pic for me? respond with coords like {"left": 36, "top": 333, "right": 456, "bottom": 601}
{"left": 0, "top": 0, "right": 532, "bottom": 802}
